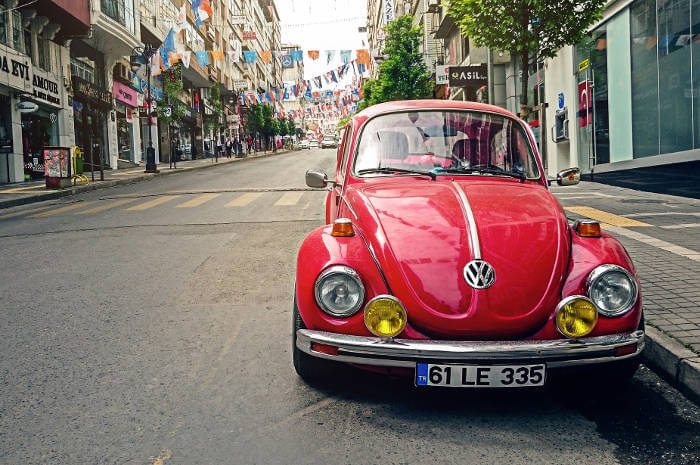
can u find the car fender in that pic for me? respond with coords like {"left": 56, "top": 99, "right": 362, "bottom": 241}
{"left": 295, "top": 224, "right": 390, "bottom": 336}
{"left": 530, "top": 230, "right": 643, "bottom": 339}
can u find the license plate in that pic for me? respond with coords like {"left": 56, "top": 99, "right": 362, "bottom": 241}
{"left": 415, "top": 363, "right": 546, "bottom": 388}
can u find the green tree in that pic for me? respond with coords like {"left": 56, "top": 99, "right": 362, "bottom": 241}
{"left": 245, "top": 104, "right": 264, "bottom": 138}
{"left": 445, "top": 0, "right": 605, "bottom": 116}
{"left": 204, "top": 82, "right": 225, "bottom": 133}
{"left": 337, "top": 114, "right": 351, "bottom": 128}
{"left": 360, "top": 16, "right": 433, "bottom": 109}
{"left": 156, "top": 64, "right": 185, "bottom": 125}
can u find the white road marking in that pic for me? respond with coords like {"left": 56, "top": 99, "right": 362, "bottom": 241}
{"left": 606, "top": 226, "right": 700, "bottom": 262}
{"left": 623, "top": 212, "right": 700, "bottom": 218}
{"left": 659, "top": 223, "right": 700, "bottom": 229}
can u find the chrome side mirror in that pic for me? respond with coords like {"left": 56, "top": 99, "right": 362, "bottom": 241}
{"left": 556, "top": 167, "right": 581, "bottom": 186}
{"left": 306, "top": 170, "right": 329, "bottom": 188}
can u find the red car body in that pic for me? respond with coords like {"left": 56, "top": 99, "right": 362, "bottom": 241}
{"left": 293, "top": 100, "right": 643, "bottom": 386}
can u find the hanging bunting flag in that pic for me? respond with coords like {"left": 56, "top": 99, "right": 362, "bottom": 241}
{"left": 330, "top": 71, "right": 338, "bottom": 83}
{"left": 227, "top": 50, "right": 239, "bottom": 62}
{"left": 259, "top": 50, "right": 272, "bottom": 63}
{"left": 283, "top": 87, "right": 290, "bottom": 100}
{"left": 181, "top": 51, "right": 191, "bottom": 68}
{"left": 175, "top": 4, "right": 187, "bottom": 32}
{"left": 243, "top": 51, "right": 257, "bottom": 63}
{"left": 168, "top": 51, "right": 182, "bottom": 66}
{"left": 151, "top": 53, "right": 162, "bottom": 76}
{"left": 325, "top": 50, "right": 336, "bottom": 64}
{"left": 211, "top": 50, "right": 224, "bottom": 61}
{"left": 356, "top": 49, "right": 370, "bottom": 66}
{"left": 340, "top": 50, "right": 351, "bottom": 64}
{"left": 195, "top": 51, "right": 209, "bottom": 67}
{"left": 307, "top": 50, "right": 320, "bottom": 60}
{"left": 198, "top": 0, "right": 213, "bottom": 21}
{"left": 291, "top": 50, "right": 303, "bottom": 62}
{"left": 160, "top": 28, "right": 175, "bottom": 70}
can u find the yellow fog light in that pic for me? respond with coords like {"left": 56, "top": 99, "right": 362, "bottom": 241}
{"left": 364, "top": 295, "right": 407, "bottom": 339}
{"left": 555, "top": 296, "right": 598, "bottom": 338}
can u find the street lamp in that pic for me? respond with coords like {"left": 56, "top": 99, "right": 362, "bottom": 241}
{"left": 130, "top": 44, "right": 159, "bottom": 173}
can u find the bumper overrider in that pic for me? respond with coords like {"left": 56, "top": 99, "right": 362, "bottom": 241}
{"left": 296, "top": 329, "right": 645, "bottom": 368}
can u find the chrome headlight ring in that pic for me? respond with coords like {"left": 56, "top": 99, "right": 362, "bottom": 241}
{"left": 314, "top": 265, "right": 365, "bottom": 317}
{"left": 586, "top": 264, "right": 638, "bottom": 317}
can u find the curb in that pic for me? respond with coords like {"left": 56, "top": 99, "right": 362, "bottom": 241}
{"left": 643, "top": 326, "right": 700, "bottom": 404}
{"left": 0, "top": 149, "right": 295, "bottom": 210}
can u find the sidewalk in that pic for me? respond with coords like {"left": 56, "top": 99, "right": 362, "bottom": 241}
{"left": 0, "top": 149, "right": 295, "bottom": 210}
{"left": 551, "top": 181, "right": 700, "bottom": 403}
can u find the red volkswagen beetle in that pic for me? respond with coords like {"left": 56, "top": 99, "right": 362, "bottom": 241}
{"left": 293, "top": 100, "right": 644, "bottom": 388}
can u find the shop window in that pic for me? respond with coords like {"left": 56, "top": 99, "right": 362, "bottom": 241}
{"left": 692, "top": 0, "right": 700, "bottom": 148}
{"left": 658, "top": 0, "right": 693, "bottom": 154}
{"left": 631, "top": 0, "right": 661, "bottom": 158}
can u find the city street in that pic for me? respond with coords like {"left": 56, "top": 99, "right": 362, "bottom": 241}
{"left": 0, "top": 148, "right": 698, "bottom": 465}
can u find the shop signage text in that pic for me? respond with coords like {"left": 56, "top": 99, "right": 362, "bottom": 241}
{"left": 233, "top": 79, "right": 248, "bottom": 91}
{"left": 0, "top": 55, "right": 30, "bottom": 82}
{"left": 242, "top": 31, "right": 256, "bottom": 40}
{"left": 32, "top": 70, "right": 60, "bottom": 106}
{"left": 436, "top": 65, "right": 449, "bottom": 85}
{"left": 384, "top": 0, "right": 394, "bottom": 24}
{"left": 230, "top": 15, "right": 246, "bottom": 25}
{"left": 448, "top": 64, "right": 488, "bottom": 87}
{"left": 73, "top": 76, "right": 112, "bottom": 107}
{"left": 16, "top": 100, "right": 39, "bottom": 113}
{"left": 113, "top": 81, "right": 138, "bottom": 107}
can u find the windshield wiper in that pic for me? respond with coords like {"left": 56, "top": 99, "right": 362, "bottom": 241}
{"left": 434, "top": 167, "right": 526, "bottom": 183}
{"left": 358, "top": 167, "right": 436, "bottom": 181}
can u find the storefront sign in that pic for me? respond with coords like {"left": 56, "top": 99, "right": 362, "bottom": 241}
{"left": 230, "top": 15, "right": 246, "bottom": 25}
{"left": 578, "top": 58, "right": 590, "bottom": 72}
{"left": 72, "top": 76, "right": 112, "bottom": 107}
{"left": 0, "top": 50, "right": 31, "bottom": 91}
{"left": 226, "top": 114, "right": 240, "bottom": 123}
{"left": 113, "top": 81, "right": 138, "bottom": 107}
{"left": 233, "top": 79, "right": 248, "bottom": 91}
{"left": 384, "top": 0, "right": 395, "bottom": 24}
{"left": 578, "top": 80, "right": 592, "bottom": 128}
{"left": 242, "top": 31, "right": 256, "bottom": 40}
{"left": 16, "top": 101, "right": 39, "bottom": 113}
{"left": 448, "top": 65, "right": 488, "bottom": 87}
{"left": 30, "top": 69, "right": 60, "bottom": 106}
{"left": 436, "top": 65, "right": 449, "bottom": 85}
{"left": 183, "top": 106, "right": 196, "bottom": 124}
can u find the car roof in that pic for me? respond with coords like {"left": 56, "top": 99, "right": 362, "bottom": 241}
{"left": 353, "top": 99, "right": 518, "bottom": 121}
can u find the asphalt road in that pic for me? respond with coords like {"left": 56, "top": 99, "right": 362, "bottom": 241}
{"left": 0, "top": 148, "right": 698, "bottom": 465}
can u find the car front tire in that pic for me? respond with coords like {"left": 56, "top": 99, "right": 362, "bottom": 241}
{"left": 292, "top": 295, "right": 338, "bottom": 381}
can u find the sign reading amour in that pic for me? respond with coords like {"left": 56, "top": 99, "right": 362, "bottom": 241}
{"left": 32, "top": 69, "right": 60, "bottom": 106}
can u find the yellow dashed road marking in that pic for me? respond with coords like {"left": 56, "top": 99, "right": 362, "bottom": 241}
{"left": 30, "top": 201, "right": 97, "bottom": 218}
{"left": 150, "top": 449, "right": 172, "bottom": 465}
{"left": 176, "top": 193, "right": 222, "bottom": 208}
{"left": 126, "top": 195, "right": 180, "bottom": 211}
{"left": 225, "top": 192, "right": 262, "bottom": 207}
{"left": 565, "top": 206, "right": 651, "bottom": 227}
{"left": 75, "top": 198, "right": 137, "bottom": 215}
{"left": 0, "top": 205, "right": 52, "bottom": 219}
{"left": 274, "top": 192, "right": 303, "bottom": 206}
{"left": 0, "top": 184, "right": 46, "bottom": 194}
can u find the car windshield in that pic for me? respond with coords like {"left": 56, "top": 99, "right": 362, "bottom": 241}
{"left": 353, "top": 111, "right": 540, "bottom": 180}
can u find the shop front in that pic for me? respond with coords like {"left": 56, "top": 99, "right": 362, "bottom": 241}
{"left": 113, "top": 81, "right": 139, "bottom": 163}
{"left": 178, "top": 106, "right": 197, "bottom": 160}
{"left": 72, "top": 76, "right": 112, "bottom": 173}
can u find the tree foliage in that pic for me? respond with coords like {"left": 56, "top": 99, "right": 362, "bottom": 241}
{"left": 359, "top": 16, "right": 433, "bottom": 109}
{"left": 156, "top": 65, "right": 185, "bottom": 125}
{"left": 245, "top": 104, "right": 264, "bottom": 136}
{"left": 445, "top": 0, "right": 604, "bottom": 112}
{"left": 204, "top": 82, "right": 225, "bottom": 131}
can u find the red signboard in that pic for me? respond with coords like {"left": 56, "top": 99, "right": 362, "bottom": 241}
{"left": 578, "top": 80, "right": 592, "bottom": 128}
{"left": 242, "top": 31, "right": 256, "bottom": 40}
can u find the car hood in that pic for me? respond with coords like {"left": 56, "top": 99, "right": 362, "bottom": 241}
{"left": 346, "top": 178, "right": 570, "bottom": 338}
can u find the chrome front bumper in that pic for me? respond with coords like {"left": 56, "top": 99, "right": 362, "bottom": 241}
{"left": 296, "top": 329, "right": 645, "bottom": 369}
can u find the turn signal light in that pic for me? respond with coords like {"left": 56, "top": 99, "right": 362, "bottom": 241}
{"left": 364, "top": 296, "right": 407, "bottom": 339}
{"left": 575, "top": 220, "right": 602, "bottom": 237}
{"left": 555, "top": 296, "right": 598, "bottom": 338}
{"left": 331, "top": 218, "right": 355, "bottom": 237}
{"left": 311, "top": 343, "right": 339, "bottom": 355}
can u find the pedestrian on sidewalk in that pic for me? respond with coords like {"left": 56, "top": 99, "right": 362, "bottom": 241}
{"left": 170, "top": 136, "right": 180, "bottom": 169}
{"left": 226, "top": 137, "right": 233, "bottom": 159}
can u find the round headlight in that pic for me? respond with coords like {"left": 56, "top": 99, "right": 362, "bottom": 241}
{"left": 555, "top": 296, "right": 598, "bottom": 338}
{"left": 364, "top": 295, "right": 407, "bottom": 338}
{"left": 587, "top": 264, "right": 638, "bottom": 317}
{"left": 314, "top": 266, "right": 365, "bottom": 317}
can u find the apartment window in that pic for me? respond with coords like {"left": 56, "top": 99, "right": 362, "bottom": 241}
{"left": 12, "top": 11, "right": 22, "bottom": 51}
{"left": 24, "top": 27, "right": 32, "bottom": 61}
{"left": 0, "top": 9, "right": 7, "bottom": 45}
{"left": 101, "top": 0, "right": 135, "bottom": 33}
{"left": 38, "top": 36, "right": 50, "bottom": 71}
{"left": 71, "top": 57, "right": 96, "bottom": 84}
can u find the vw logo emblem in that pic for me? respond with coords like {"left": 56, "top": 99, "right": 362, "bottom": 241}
{"left": 463, "top": 260, "right": 496, "bottom": 289}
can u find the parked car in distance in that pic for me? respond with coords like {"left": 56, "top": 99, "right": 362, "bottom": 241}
{"left": 294, "top": 99, "right": 644, "bottom": 389}
{"left": 309, "top": 139, "right": 319, "bottom": 149}
{"left": 300, "top": 140, "right": 310, "bottom": 149}
{"left": 321, "top": 136, "right": 337, "bottom": 149}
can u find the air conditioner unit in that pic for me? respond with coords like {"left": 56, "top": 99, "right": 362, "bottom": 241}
{"left": 115, "top": 62, "right": 130, "bottom": 82}
{"left": 427, "top": 0, "right": 440, "bottom": 13}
